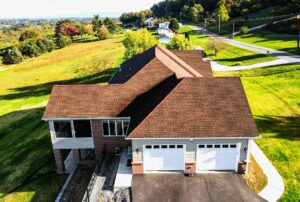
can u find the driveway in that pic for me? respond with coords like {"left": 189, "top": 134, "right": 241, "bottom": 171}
{"left": 132, "top": 173, "right": 265, "bottom": 202}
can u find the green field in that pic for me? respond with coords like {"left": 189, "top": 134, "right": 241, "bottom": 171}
{"left": 190, "top": 34, "right": 275, "bottom": 66}
{"left": 234, "top": 30, "right": 298, "bottom": 55}
{"left": 0, "top": 36, "right": 125, "bottom": 201}
{"left": 215, "top": 64, "right": 300, "bottom": 201}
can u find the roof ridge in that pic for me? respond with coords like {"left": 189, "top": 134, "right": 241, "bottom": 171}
{"left": 155, "top": 45, "right": 203, "bottom": 78}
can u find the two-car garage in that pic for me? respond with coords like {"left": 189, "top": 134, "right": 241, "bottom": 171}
{"left": 142, "top": 143, "right": 241, "bottom": 172}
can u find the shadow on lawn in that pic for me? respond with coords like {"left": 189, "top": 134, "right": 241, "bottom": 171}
{"left": 0, "top": 68, "right": 117, "bottom": 100}
{"left": 214, "top": 53, "right": 270, "bottom": 64}
{"left": 255, "top": 115, "right": 300, "bottom": 140}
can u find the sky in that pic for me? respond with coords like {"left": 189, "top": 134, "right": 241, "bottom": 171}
{"left": 0, "top": 0, "right": 163, "bottom": 19}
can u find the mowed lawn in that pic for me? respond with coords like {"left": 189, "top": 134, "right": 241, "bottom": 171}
{"left": 215, "top": 64, "right": 300, "bottom": 201}
{"left": 0, "top": 36, "right": 125, "bottom": 201}
{"left": 234, "top": 30, "right": 298, "bottom": 55}
{"left": 190, "top": 34, "right": 275, "bottom": 66}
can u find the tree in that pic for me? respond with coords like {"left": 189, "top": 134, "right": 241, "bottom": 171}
{"left": 84, "top": 24, "right": 94, "bottom": 36}
{"left": 3, "top": 47, "right": 23, "bottom": 64}
{"left": 138, "top": 12, "right": 146, "bottom": 27}
{"left": 239, "top": 26, "right": 249, "bottom": 37}
{"left": 206, "top": 37, "right": 228, "bottom": 56}
{"left": 104, "top": 18, "right": 117, "bottom": 33}
{"left": 97, "top": 26, "right": 109, "bottom": 40}
{"left": 169, "top": 18, "right": 180, "bottom": 32}
{"left": 55, "top": 20, "right": 79, "bottom": 40}
{"left": 19, "top": 28, "right": 41, "bottom": 42}
{"left": 56, "top": 34, "right": 71, "bottom": 49}
{"left": 217, "top": 2, "right": 230, "bottom": 22}
{"left": 92, "top": 15, "right": 103, "bottom": 33}
{"left": 123, "top": 28, "right": 158, "bottom": 59}
{"left": 166, "top": 35, "right": 192, "bottom": 50}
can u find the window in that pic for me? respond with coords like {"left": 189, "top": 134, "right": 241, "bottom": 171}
{"left": 198, "top": 145, "right": 205, "bottom": 148}
{"left": 74, "top": 120, "right": 92, "bottom": 137}
{"left": 146, "top": 145, "right": 152, "bottom": 149}
{"left": 214, "top": 145, "right": 221, "bottom": 148}
{"left": 161, "top": 145, "right": 168, "bottom": 149}
{"left": 103, "top": 119, "right": 130, "bottom": 136}
{"left": 230, "top": 144, "right": 236, "bottom": 148}
{"left": 222, "top": 144, "right": 229, "bottom": 148}
{"left": 54, "top": 121, "right": 72, "bottom": 138}
{"left": 153, "top": 145, "right": 160, "bottom": 149}
{"left": 177, "top": 145, "right": 183, "bottom": 149}
{"left": 207, "top": 145, "right": 213, "bottom": 148}
{"left": 169, "top": 145, "right": 175, "bottom": 149}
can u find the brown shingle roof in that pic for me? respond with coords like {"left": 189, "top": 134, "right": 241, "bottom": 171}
{"left": 128, "top": 77, "right": 259, "bottom": 138}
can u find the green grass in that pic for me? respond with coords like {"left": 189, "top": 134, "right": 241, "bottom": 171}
{"left": 0, "top": 37, "right": 125, "bottom": 201}
{"left": 215, "top": 64, "right": 300, "bottom": 201}
{"left": 234, "top": 29, "right": 298, "bottom": 55}
{"left": 190, "top": 33, "right": 276, "bottom": 66}
{"left": 178, "top": 25, "right": 195, "bottom": 34}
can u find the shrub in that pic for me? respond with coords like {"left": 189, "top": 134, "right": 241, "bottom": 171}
{"left": 56, "top": 35, "right": 71, "bottom": 49}
{"left": 206, "top": 37, "right": 228, "bottom": 56}
{"left": 2, "top": 47, "right": 23, "bottom": 64}
{"left": 97, "top": 26, "right": 109, "bottom": 40}
{"left": 169, "top": 18, "right": 180, "bottom": 32}
{"left": 36, "top": 40, "right": 47, "bottom": 53}
{"left": 41, "top": 39, "right": 55, "bottom": 52}
{"left": 19, "top": 28, "right": 41, "bottom": 42}
{"left": 123, "top": 28, "right": 158, "bottom": 59}
{"left": 166, "top": 35, "right": 192, "bottom": 50}
{"left": 240, "top": 26, "right": 249, "bottom": 37}
{"left": 20, "top": 43, "right": 38, "bottom": 57}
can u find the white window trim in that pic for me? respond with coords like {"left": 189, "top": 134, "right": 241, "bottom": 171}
{"left": 103, "top": 119, "right": 130, "bottom": 137}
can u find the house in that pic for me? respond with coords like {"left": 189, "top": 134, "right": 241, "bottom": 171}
{"left": 43, "top": 45, "right": 259, "bottom": 175}
{"left": 157, "top": 22, "right": 174, "bottom": 44}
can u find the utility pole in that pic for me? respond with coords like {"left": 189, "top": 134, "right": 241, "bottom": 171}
{"left": 218, "top": 15, "right": 221, "bottom": 33}
{"left": 232, "top": 22, "right": 235, "bottom": 38}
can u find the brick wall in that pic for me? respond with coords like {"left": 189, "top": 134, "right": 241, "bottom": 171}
{"left": 132, "top": 162, "right": 144, "bottom": 174}
{"left": 185, "top": 162, "right": 196, "bottom": 174}
{"left": 54, "top": 149, "right": 65, "bottom": 173}
{"left": 91, "top": 120, "right": 131, "bottom": 160}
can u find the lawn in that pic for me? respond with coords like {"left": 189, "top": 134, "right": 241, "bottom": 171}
{"left": 234, "top": 29, "right": 298, "bottom": 55}
{"left": 215, "top": 64, "right": 300, "bottom": 201}
{"left": 0, "top": 36, "right": 125, "bottom": 201}
{"left": 190, "top": 33, "right": 276, "bottom": 66}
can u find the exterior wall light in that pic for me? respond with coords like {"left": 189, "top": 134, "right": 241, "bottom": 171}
{"left": 243, "top": 146, "right": 248, "bottom": 152}
{"left": 135, "top": 147, "right": 140, "bottom": 153}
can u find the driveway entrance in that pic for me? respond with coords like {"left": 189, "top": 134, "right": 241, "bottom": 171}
{"left": 132, "top": 173, "right": 265, "bottom": 202}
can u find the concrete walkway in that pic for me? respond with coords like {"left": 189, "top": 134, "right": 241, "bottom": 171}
{"left": 114, "top": 150, "right": 132, "bottom": 190}
{"left": 188, "top": 24, "right": 300, "bottom": 71}
{"left": 251, "top": 141, "right": 285, "bottom": 202}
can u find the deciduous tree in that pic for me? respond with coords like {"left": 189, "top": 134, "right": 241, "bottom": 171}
{"left": 169, "top": 18, "right": 180, "bottom": 32}
{"left": 123, "top": 28, "right": 158, "bottom": 59}
{"left": 206, "top": 37, "right": 228, "bottom": 56}
{"left": 166, "top": 35, "right": 192, "bottom": 50}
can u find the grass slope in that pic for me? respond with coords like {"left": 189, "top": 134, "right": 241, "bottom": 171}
{"left": 215, "top": 64, "right": 300, "bottom": 201}
{"left": 0, "top": 37, "right": 125, "bottom": 201}
{"left": 234, "top": 30, "right": 298, "bottom": 55}
{"left": 190, "top": 34, "right": 275, "bottom": 66}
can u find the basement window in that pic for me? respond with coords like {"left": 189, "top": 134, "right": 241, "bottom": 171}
{"left": 74, "top": 120, "right": 92, "bottom": 138}
{"left": 54, "top": 121, "right": 72, "bottom": 138}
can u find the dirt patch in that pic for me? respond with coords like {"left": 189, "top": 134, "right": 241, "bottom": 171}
{"left": 243, "top": 155, "right": 268, "bottom": 193}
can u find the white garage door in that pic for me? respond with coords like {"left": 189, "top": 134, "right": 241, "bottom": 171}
{"left": 143, "top": 144, "right": 185, "bottom": 171}
{"left": 197, "top": 144, "right": 240, "bottom": 171}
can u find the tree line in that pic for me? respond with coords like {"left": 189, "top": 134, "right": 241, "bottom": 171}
{"left": 0, "top": 16, "right": 120, "bottom": 64}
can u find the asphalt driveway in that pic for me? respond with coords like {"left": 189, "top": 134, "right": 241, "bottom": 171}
{"left": 132, "top": 173, "right": 265, "bottom": 202}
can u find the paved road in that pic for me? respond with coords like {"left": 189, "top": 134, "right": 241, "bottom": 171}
{"left": 188, "top": 24, "right": 300, "bottom": 71}
{"left": 132, "top": 173, "right": 265, "bottom": 202}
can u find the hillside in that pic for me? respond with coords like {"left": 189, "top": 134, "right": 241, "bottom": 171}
{"left": 216, "top": 64, "right": 300, "bottom": 201}
{"left": 0, "top": 36, "right": 125, "bottom": 201}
